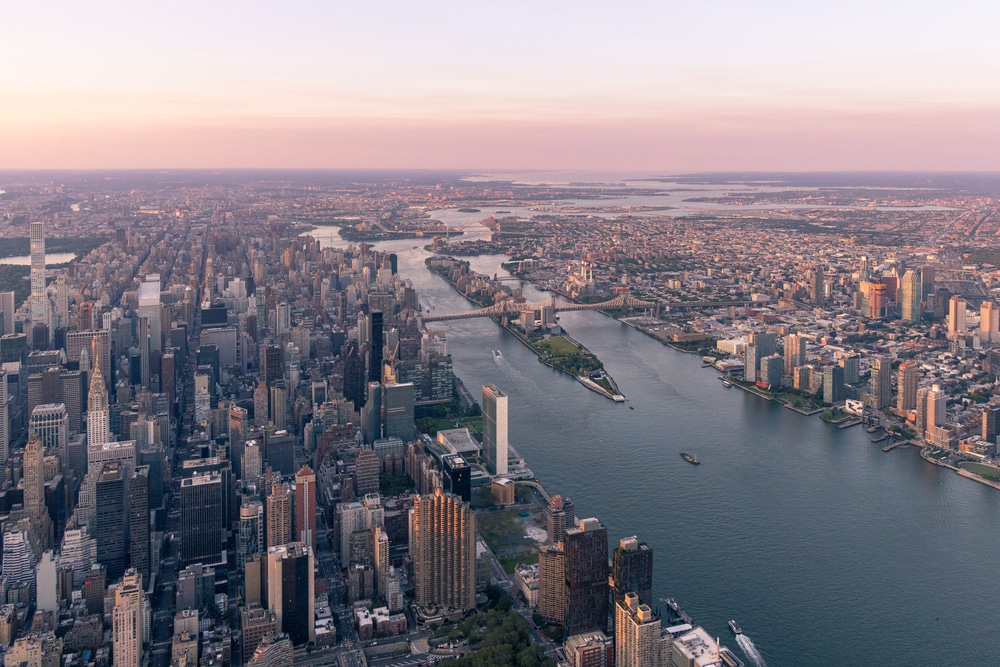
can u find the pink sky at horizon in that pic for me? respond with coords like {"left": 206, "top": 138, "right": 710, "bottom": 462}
{"left": 3, "top": 1, "right": 1000, "bottom": 171}
{"left": 5, "top": 108, "right": 999, "bottom": 172}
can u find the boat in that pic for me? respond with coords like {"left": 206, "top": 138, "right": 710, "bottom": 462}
{"left": 729, "top": 619, "right": 743, "bottom": 634}
{"left": 721, "top": 379, "right": 732, "bottom": 388}
{"left": 680, "top": 452, "right": 700, "bottom": 465}
{"left": 702, "top": 356, "right": 715, "bottom": 364}
{"left": 492, "top": 349, "right": 502, "bottom": 361}
{"left": 629, "top": 406, "right": 634, "bottom": 410}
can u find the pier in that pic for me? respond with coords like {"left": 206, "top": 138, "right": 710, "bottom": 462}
{"left": 883, "top": 440, "right": 916, "bottom": 452}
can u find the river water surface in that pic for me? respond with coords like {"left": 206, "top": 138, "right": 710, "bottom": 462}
{"left": 308, "top": 217, "right": 1000, "bottom": 666}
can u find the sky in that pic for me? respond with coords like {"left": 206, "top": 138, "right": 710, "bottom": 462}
{"left": 2, "top": 1, "right": 999, "bottom": 171}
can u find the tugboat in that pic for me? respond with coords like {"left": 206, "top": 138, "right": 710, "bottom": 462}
{"left": 729, "top": 619, "right": 743, "bottom": 635}
{"left": 680, "top": 452, "right": 700, "bottom": 465}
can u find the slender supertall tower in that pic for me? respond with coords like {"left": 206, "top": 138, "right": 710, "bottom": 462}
{"left": 87, "top": 344, "right": 110, "bottom": 448}
{"left": 29, "top": 221, "right": 48, "bottom": 326}
{"left": 0, "top": 369, "right": 8, "bottom": 464}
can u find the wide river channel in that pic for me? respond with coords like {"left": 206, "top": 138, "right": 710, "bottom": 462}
{"left": 309, "top": 218, "right": 1000, "bottom": 666}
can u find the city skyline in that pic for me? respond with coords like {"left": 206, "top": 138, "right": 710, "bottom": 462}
{"left": 3, "top": 2, "right": 1000, "bottom": 170}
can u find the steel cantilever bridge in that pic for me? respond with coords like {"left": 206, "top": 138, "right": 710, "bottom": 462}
{"left": 421, "top": 292, "right": 660, "bottom": 322}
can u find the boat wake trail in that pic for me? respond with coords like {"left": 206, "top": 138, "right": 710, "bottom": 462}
{"left": 736, "top": 635, "right": 767, "bottom": 667}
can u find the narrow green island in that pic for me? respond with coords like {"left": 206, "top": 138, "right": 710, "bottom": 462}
{"left": 425, "top": 256, "right": 625, "bottom": 401}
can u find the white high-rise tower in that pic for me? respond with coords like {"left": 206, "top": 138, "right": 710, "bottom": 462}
{"left": 482, "top": 384, "right": 509, "bottom": 475}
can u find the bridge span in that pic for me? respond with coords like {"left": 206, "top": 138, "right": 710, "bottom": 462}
{"left": 421, "top": 293, "right": 759, "bottom": 322}
{"left": 421, "top": 292, "right": 660, "bottom": 322}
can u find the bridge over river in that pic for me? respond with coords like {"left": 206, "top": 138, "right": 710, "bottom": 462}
{"left": 421, "top": 292, "right": 757, "bottom": 322}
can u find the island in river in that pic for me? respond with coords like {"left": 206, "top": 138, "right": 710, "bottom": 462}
{"left": 425, "top": 255, "right": 624, "bottom": 401}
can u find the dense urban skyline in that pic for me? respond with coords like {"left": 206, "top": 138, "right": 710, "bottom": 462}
{"left": 3, "top": 2, "right": 1000, "bottom": 170}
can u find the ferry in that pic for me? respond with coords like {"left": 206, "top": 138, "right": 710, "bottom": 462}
{"left": 680, "top": 452, "right": 700, "bottom": 465}
{"left": 729, "top": 620, "right": 743, "bottom": 634}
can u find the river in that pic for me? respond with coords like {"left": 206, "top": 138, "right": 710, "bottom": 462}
{"left": 307, "top": 225, "right": 1000, "bottom": 666}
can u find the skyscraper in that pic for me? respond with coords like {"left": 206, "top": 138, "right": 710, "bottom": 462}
{"left": 337, "top": 494, "right": 384, "bottom": 566}
{"left": 948, "top": 295, "right": 967, "bottom": 337}
{"left": 343, "top": 343, "right": 366, "bottom": 409}
{"left": 410, "top": 489, "right": 476, "bottom": 611}
{"left": 263, "top": 345, "right": 283, "bottom": 387}
{"left": 744, "top": 344, "right": 758, "bottom": 383}
{"left": 180, "top": 472, "right": 224, "bottom": 564}
{"left": 239, "top": 500, "right": 265, "bottom": 570}
{"left": 615, "top": 592, "right": 672, "bottom": 667}
{"left": 900, "top": 269, "right": 921, "bottom": 323}
{"left": 0, "top": 291, "right": 13, "bottom": 336}
{"left": 482, "top": 384, "right": 509, "bottom": 475}
{"left": 373, "top": 525, "right": 390, "bottom": 600}
{"left": 266, "top": 543, "right": 315, "bottom": 646}
{"left": 927, "top": 384, "right": 947, "bottom": 430}
{"left": 266, "top": 483, "right": 293, "bottom": 548}
{"left": 538, "top": 543, "right": 567, "bottom": 624}
{"left": 868, "top": 356, "right": 892, "bottom": 410}
{"left": 823, "top": 365, "right": 844, "bottom": 404}
{"left": 546, "top": 495, "right": 575, "bottom": 544}
{"left": 981, "top": 301, "right": 999, "bottom": 344}
{"left": 112, "top": 570, "right": 144, "bottom": 667}
{"left": 369, "top": 310, "right": 384, "bottom": 382}
{"left": 0, "top": 369, "right": 7, "bottom": 464}
{"left": 915, "top": 385, "right": 931, "bottom": 436}
{"left": 612, "top": 536, "right": 653, "bottom": 606}
{"left": 88, "top": 350, "right": 111, "bottom": 447}
{"left": 383, "top": 381, "right": 415, "bottom": 441}
{"left": 78, "top": 440, "right": 136, "bottom": 527}
{"left": 23, "top": 432, "right": 53, "bottom": 551}
{"left": 564, "top": 517, "right": 609, "bottom": 636}
{"left": 811, "top": 265, "right": 825, "bottom": 305}
{"left": 897, "top": 360, "right": 919, "bottom": 412}
{"left": 229, "top": 405, "right": 249, "bottom": 478}
{"left": 29, "top": 403, "right": 69, "bottom": 464}
{"left": 243, "top": 440, "right": 262, "bottom": 482}
{"left": 253, "top": 381, "right": 269, "bottom": 428}
{"left": 362, "top": 381, "right": 382, "bottom": 444}
{"left": 2, "top": 522, "right": 37, "bottom": 602}
{"left": 137, "top": 275, "right": 162, "bottom": 353}
{"left": 95, "top": 462, "right": 126, "bottom": 581}
{"left": 784, "top": 333, "right": 806, "bottom": 375}
{"left": 294, "top": 466, "right": 316, "bottom": 551}
{"left": 983, "top": 406, "right": 1000, "bottom": 445}
{"left": 30, "top": 221, "right": 47, "bottom": 327}
{"left": 128, "top": 467, "right": 150, "bottom": 582}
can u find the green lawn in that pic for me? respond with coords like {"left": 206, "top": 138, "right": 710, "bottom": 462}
{"left": 958, "top": 461, "right": 1000, "bottom": 481}
{"left": 533, "top": 335, "right": 579, "bottom": 356}
{"left": 477, "top": 511, "right": 524, "bottom": 549}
